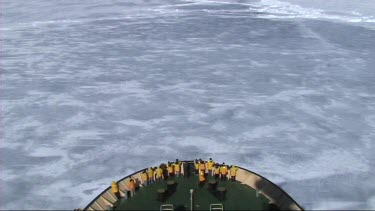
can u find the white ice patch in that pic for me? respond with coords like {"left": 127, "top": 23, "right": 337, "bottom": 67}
{"left": 313, "top": 200, "right": 365, "bottom": 210}
{"left": 171, "top": 136, "right": 241, "bottom": 154}
{"left": 42, "top": 93, "right": 87, "bottom": 107}
{"left": 57, "top": 130, "right": 106, "bottom": 146}
{"left": 117, "top": 116, "right": 178, "bottom": 130}
{"left": 258, "top": 149, "right": 370, "bottom": 181}
{"left": 253, "top": 0, "right": 375, "bottom": 23}
{"left": 242, "top": 124, "right": 298, "bottom": 139}
{"left": 64, "top": 112, "right": 92, "bottom": 126}
{"left": 181, "top": 0, "right": 375, "bottom": 23}
{"left": 28, "top": 146, "right": 65, "bottom": 157}
{"left": 130, "top": 144, "right": 175, "bottom": 155}
{"left": 117, "top": 119, "right": 154, "bottom": 129}
{"left": 2, "top": 0, "right": 374, "bottom": 32}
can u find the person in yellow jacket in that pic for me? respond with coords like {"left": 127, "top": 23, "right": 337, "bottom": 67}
{"left": 199, "top": 170, "right": 206, "bottom": 187}
{"left": 220, "top": 163, "right": 228, "bottom": 181}
{"left": 148, "top": 167, "right": 155, "bottom": 185}
{"left": 141, "top": 170, "right": 149, "bottom": 187}
{"left": 167, "top": 162, "right": 175, "bottom": 178}
{"left": 214, "top": 163, "right": 220, "bottom": 180}
{"left": 129, "top": 178, "right": 136, "bottom": 197}
{"left": 156, "top": 165, "right": 164, "bottom": 182}
{"left": 194, "top": 159, "right": 199, "bottom": 175}
{"left": 199, "top": 160, "right": 206, "bottom": 175}
{"left": 230, "top": 165, "right": 239, "bottom": 181}
{"left": 207, "top": 158, "right": 215, "bottom": 177}
{"left": 174, "top": 159, "right": 181, "bottom": 177}
{"left": 111, "top": 181, "right": 120, "bottom": 199}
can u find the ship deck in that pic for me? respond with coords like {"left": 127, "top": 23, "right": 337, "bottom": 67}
{"left": 113, "top": 174, "right": 270, "bottom": 210}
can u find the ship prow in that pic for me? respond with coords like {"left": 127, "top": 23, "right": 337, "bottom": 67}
{"left": 81, "top": 160, "right": 303, "bottom": 211}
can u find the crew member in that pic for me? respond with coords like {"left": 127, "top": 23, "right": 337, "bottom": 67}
{"left": 129, "top": 178, "right": 136, "bottom": 197}
{"left": 148, "top": 167, "right": 155, "bottom": 185}
{"left": 207, "top": 158, "right": 215, "bottom": 176}
{"left": 230, "top": 165, "right": 239, "bottom": 181}
{"left": 167, "top": 162, "right": 175, "bottom": 178}
{"left": 111, "top": 181, "right": 120, "bottom": 199}
{"left": 156, "top": 165, "right": 164, "bottom": 181}
{"left": 220, "top": 163, "right": 228, "bottom": 181}
{"left": 199, "top": 161, "right": 206, "bottom": 175}
{"left": 194, "top": 159, "right": 199, "bottom": 174}
{"left": 199, "top": 169, "right": 206, "bottom": 187}
{"left": 174, "top": 159, "right": 181, "bottom": 177}
{"left": 141, "top": 170, "right": 149, "bottom": 186}
{"left": 160, "top": 162, "right": 168, "bottom": 180}
{"left": 214, "top": 163, "right": 220, "bottom": 179}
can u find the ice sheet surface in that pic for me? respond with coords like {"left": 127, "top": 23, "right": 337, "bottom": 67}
{"left": 1, "top": 0, "right": 375, "bottom": 209}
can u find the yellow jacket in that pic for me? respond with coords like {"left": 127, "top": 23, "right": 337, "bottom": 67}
{"left": 214, "top": 167, "right": 220, "bottom": 174}
{"left": 168, "top": 165, "right": 174, "bottom": 173}
{"left": 141, "top": 172, "right": 149, "bottom": 181}
{"left": 195, "top": 162, "right": 199, "bottom": 170}
{"left": 174, "top": 162, "right": 181, "bottom": 171}
{"left": 199, "top": 163, "right": 206, "bottom": 171}
{"left": 111, "top": 182, "right": 119, "bottom": 193}
{"left": 148, "top": 168, "right": 154, "bottom": 178}
{"left": 199, "top": 171, "right": 205, "bottom": 182}
{"left": 230, "top": 166, "right": 238, "bottom": 176}
{"left": 220, "top": 166, "right": 228, "bottom": 174}
{"left": 207, "top": 161, "right": 215, "bottom": 170}
{"left": 157, "top": 167, "right": 163, "bottom": 177}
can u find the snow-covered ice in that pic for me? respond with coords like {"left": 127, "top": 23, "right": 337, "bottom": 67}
{"left": 1, "top": 0, "right": 375, "bottom": 209}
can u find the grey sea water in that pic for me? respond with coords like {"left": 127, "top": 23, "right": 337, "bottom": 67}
{"left": 1, "top": 0, "right": 375, "bottom": 209}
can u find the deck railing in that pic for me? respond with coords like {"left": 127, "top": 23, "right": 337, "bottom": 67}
{"left": 235, "top": 167, "right": 302, "bottom": 210}
{"left": 83, "top": 160, "right": 303, "bottom": 211}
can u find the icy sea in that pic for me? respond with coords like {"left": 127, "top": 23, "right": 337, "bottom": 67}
{"left": 1, "top": 0, "right": 375, "bottom": 209}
